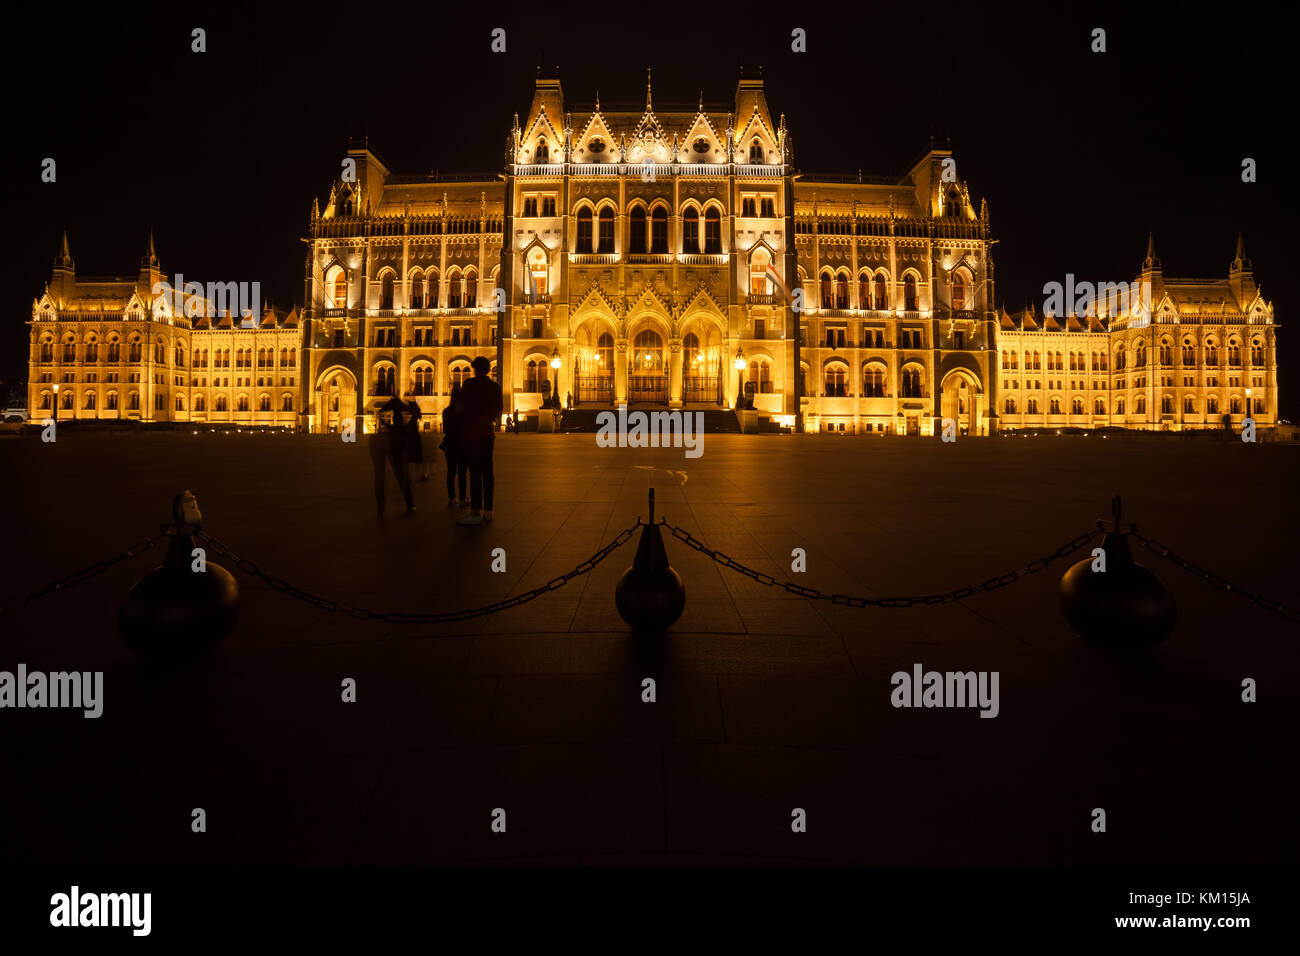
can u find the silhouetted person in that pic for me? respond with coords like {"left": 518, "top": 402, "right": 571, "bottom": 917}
{"left": 403, "top": 393, "right": 429, "bottom": 482}
{"left": 456, "top": 356, "right": 503, "bottom": 525}
{"left": 440, "top": 383, "right": 467, "bottom": 507}
{"left": 378, "top": 393, "right": 415, "bottom": 513}
{"left": 566, "top": 391, "right": 573, "bottom": 410}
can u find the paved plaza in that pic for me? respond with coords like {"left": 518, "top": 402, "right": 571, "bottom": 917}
{"left": 1, "top": 430, "right": 1296, "bottom": 865}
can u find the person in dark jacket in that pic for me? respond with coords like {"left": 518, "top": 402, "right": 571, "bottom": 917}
{"left": 373, "top": 395, "right": 414, "bottom": 516}
{"left": 403, "top": 393, "right": 429, "bottom": 482}
{"left": 456, "top": 356, "right": 503, "bottom": 525}
{"left": 439, "top": 384, "right": 467, "bottom": 507}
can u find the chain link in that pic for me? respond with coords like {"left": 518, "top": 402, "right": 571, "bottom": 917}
{"left": 25, "top": 532, "right": 168, "bottom": 601}
{"left": 194, "top": 521, "right": 640, "bottom": 624}
{"left": 661, "top": 520, "right": 1099, "bottom": 608}
{"left": 1132, "top": 532, "right": 1300, "bottom": 623}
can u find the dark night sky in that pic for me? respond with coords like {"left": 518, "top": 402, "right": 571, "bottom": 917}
{"left": 3, "top": 0, "right": 1291, "bottom": 417}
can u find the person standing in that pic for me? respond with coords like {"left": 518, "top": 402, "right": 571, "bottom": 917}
{"left": 456, "top": 356, "right": 503, "bottom": 525}
{"left": 440, "top": 383, "right": 467, "bottom": 507}
{"left": 403, "top": 393, "right": 429, "bottom": 483}
{"left": 378, "top": 393, "right": 415, "bottom": 513}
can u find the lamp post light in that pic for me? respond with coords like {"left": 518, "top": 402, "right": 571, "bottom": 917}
{"left": 550, "top": 347, "right": 561, "bottom": 409}
{"left": 733, "top": 347, "right": 746, "bottom": 410}
{"left": 1246, "top": 387, "right": 1253, "bottom": 418}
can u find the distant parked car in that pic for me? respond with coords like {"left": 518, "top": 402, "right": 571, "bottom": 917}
{"left": 2, "top": 408, "right": 28, "bottom": 423}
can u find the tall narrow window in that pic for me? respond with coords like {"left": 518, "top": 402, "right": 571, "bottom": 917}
{"left": 651, "top": 207, "right": 668, "bottom": 254}
{"left": 820, "top": 274, "right": 834, "bottom": 309}
{"left": 835, "top": 274, "right": 849, "bottom": 310}
{"left": 380, "top": 274, "right": 394, "bottom": 310}
{"left": 904, "top": 274, "right": 917, "bottom": 310}
{"left": 628, "top": 206, "right": 647, "bottom": 254}
{"left": 749, "top": 140, "right": 763, "bottom": 164}
{"left": 464, "top": 271, "right": 477, "bottom": 309}
{"left": 951, "top": 274, "right": 965, "bottom": 310}
{"left": 535, "top": 139, "right": 549, "bottom": 163}
{"left": 704, "top": 207, "right": 721, "bottom": 254}
{"left": 577, "top": 207, "right": 593, "bottom": 254}
{"left": 873, "top": 275, "right": 887, "bottom": 310}
{"left": 683, "top": 208, "right": 700, "bottom": 254}
{"left": 332, "top": 270, "right": 347, "bottom": 308}
{"left": 598, "top": 208, "right": 615, "bottom": 253}
{"left": 410, "top": 273, "right": 424, "bottom": 309}
{"left": 427, "top": 271, "right": 439, "bottom": 308}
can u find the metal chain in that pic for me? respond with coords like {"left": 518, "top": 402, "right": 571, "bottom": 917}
{"left": 194, "top": 520, "right": 640, "bottom": 624}
{"left": 25, "top": 532, "right": 169, "bottom": 601}
{"left": 660, "top": 520, "right": 1099, "bottom": 608}
{"left": 1132, "top": 531, "right": 1300, "bottom": 623}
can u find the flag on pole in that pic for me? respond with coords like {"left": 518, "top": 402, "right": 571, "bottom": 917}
{"left": 524, "top": 263, "right": 536, "bottom": 305}
{"left": 765, "top": 263, "right": 788, "bottom": 302}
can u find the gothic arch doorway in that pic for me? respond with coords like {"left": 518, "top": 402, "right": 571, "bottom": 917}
{"left": 940, "top": 368, "right": 981, "bottom": 436}
{"left": 629, "top": 328, "right": 667, "bottom": 403}
{"left": 318, "top": 366, "right": 357, "bottom": 433}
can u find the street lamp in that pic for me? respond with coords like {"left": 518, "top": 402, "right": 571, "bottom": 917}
{"left": 1246, "top": 387, "right": 1253, "bottom": 418}
{"left": 550, "top": 347, "right": 561, "bottom": 409}
{"left": 733, "top": 347, "right": 746, "bottom": 409}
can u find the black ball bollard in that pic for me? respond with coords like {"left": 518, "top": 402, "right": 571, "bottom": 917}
{"left": 118, "top": 491, "right": 239, "bottom": 661}
{"left": 1059, "top": 495, "right": 1175, "bottom": 648}
{"left": 615, "top": 489, "right": 686, "bottom": 633}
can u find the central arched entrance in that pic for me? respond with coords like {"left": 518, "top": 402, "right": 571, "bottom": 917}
{"left": 940, "top": 369, "right": 981, "bottom": 436}
{"left": 318, "top": 366, "right": 357, "bottom": 433}
{"left": 629, "top": 328, "right": 666, "bottom": 403}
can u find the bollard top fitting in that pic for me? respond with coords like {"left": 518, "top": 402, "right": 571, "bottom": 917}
{"left": 173, "top": 490, "right": 202, "bottom": 528}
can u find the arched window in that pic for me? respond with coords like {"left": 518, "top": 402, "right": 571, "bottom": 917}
{"left": 1206, "top": 396, "right": 1218, "bottom": 414}
{"left": 633, "top": 329, "right": 664, "bottom": 370}
{"left": 83, "top": 391, "right": 95, "bottom": 410}
{"left": 128, "top": 339, "right": 142, "bottom": 362}
{"left": 413, "top": 365, "right": 434, "bottom": 395}
{"left": 238, "top": 395, "right": 250, "bottom": 412}
{"left": 1161, "top": 395, "right": 1173, "bottom": 414}
{"left": 819, "top": 273, "right": 834, "bottom": 309}
{"left": 651, "top": 206, "right": 668, "bottom": 254}
{"left": 598, "top": 208, "right": 615, "bottom": 254}
{"left": 951, "top": 274, "right": 966, "bottom": 310}
{"left": 823, "top": 363, "right": 847, "bottom": 397}
{"left": 63, "top": 340, "right": 76, "bottom": 363}
{"left": 858, "top": 273, "right": 871, "bottom": 309}
{"left": 863, "top": 365, "right": 885, "bottom": 397}
{"left": 750, "top": 251, "right": 770, "bottom": 296}
{"left": 577, "top": 207, "right": 593, "bottom": 254}
{"left": 946, "top": 188, "right": 961, "bottom": 217}
{"left": 1134, "top": 341, "right": 1146, "bottom": 367}
{"left": 282, "top": 394, "right": 293, "bottom": 411}
{"left": 683, "top": 208, "right": 700, "bottom": 254}
{"left": 1027, "top": 397, "right": 1039, "bottom": 414}
{"left": 535, "top": 139, "right": 549, "bottom": 163}
{"left": 1032, "top": 351, "right": 1042, "bottom": 370}
{"left": 410, "top": 272, "right": 425, "bottom": 309}
{"left": 1005, "top": 397, "right": 1016, "bottom": 414}
{"left": 1049, "top": 397, "right": 1061, "bottom": 414}
{"left": 215, "top": 395, "right": 227, "bottom": 412}
{"left": 464, "top": 270, "right": 478, "bottom": 309}
{"left": 450, "top": 363, "right": 471, "bottom": 390}
{"left": 527, "top": 251, "right": 548, "bottom": 297}
{"left": 1159, "top": 343, "right": 1172, "bottom": 365}
{"left": 628, "top": 206, "right": 647, "bottom": 254}
{"left": 1135, "top": 395, "right": 1146, "bottom": 415}
{"left": 1094, "top": 398, "right": 1106, "bottom": 414}
{"left": 374, "top": 366, "right": 395, "bottom": 395}
{"left": 332, "top": 269, "right": 347, "bottom": 309}
{"left": 193, "top": 394, "right": 204, "bottom": 412}
{"left": 1228, "top": 344, "right": 1241, "bottom": 366}
{"left": 128, "top": 391, "right": 140, "bottom": 410}
{"left": 704, "top": 207, "right": 721, "bottom": 254}
{"left": 259, "top": 394, "right": 271, "bottom": 412}
{"left": 85, "top": 339, "right": 98, "bottom": 363}
{"left": 749, "top": 139, "right": 763, "bottom": 164}
{"left": 901, "top": 367, "right": 922, "bottom": 398}
{"left": 597, "top": 333, "right": 614, "bottom": 372}
{"left": 427, "top": 271, "right": 440, "bottom": 309}
{"left": 380, "top": 274, "right": 395, "bottom": 310}
{"left": 448, "top": 273, "right": 463, "bottom": 310}
{"left": 835, "top": 274, "right": 849, "bottom": 310}
{"left": 904, "top": 274, "right": 918, "bottom": 311}
{"left": 1250, "top": 342, "right": 1264, "bottom": 364}
{"left": 873, "top": 274, "right": 887, "bottom": 310}
{"left": 1205, "top": 343, "right": 1218, "bottom": 366}
{"left": 525, "top": 358, "right": 546, "bottom": 393}
{"left": 1071, "top": 397, "right": 1084, "bottom": 414}
{"left": 1183, "top": 395, "right": 1195, "bottom": 413}
{"left": 108, "top": 339, "right": 121, "bottom": 363}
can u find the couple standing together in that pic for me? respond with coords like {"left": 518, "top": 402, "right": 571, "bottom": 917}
{"left": 440, "top": 356, "right": 502, "bottom": 525}
{"left": 371, "top": 356, "right": 502, "bottom": 524}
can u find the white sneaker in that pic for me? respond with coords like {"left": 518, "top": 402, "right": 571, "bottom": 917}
{"left": 456, "top": 511, "right": 484, "bottom": 525}
{"left": 483, "top": 510, "right": 494, "bottom": 522}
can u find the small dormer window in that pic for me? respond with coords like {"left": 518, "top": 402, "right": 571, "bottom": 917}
{"left": 749, "top": 140, "right": 763, "bottom": 164}
{"left": 693, "top": 138, "right": 710, "bottom": 154}
{"left": 946, "top": 189, "right": 961, "bottom": 217}
{"left": 536, "top": 139, "right": 549, "bottom": 162}
{"left": 587, "top": 138, "right": 605, "bottom": 154}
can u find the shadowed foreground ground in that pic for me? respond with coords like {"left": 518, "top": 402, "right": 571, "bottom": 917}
{"left": 1, "top": 430, "right": 1296, "bottom": 865}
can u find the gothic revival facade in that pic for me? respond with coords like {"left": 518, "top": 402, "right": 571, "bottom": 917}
{"left": 997, "top": 235, "right": 1277, "bottom": 430}
{"left": 27, "top": 234, "right": 301, "bottom": 426}
{"left": 302, "top": 72, "right": 998, "bottom": 435}
{"left": 27, "top": 73, "right": 1278, "bottom": 435}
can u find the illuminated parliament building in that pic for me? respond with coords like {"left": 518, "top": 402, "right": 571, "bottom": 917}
{"left": 27, "top": 72, "right": 1278, "bottom": 435}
